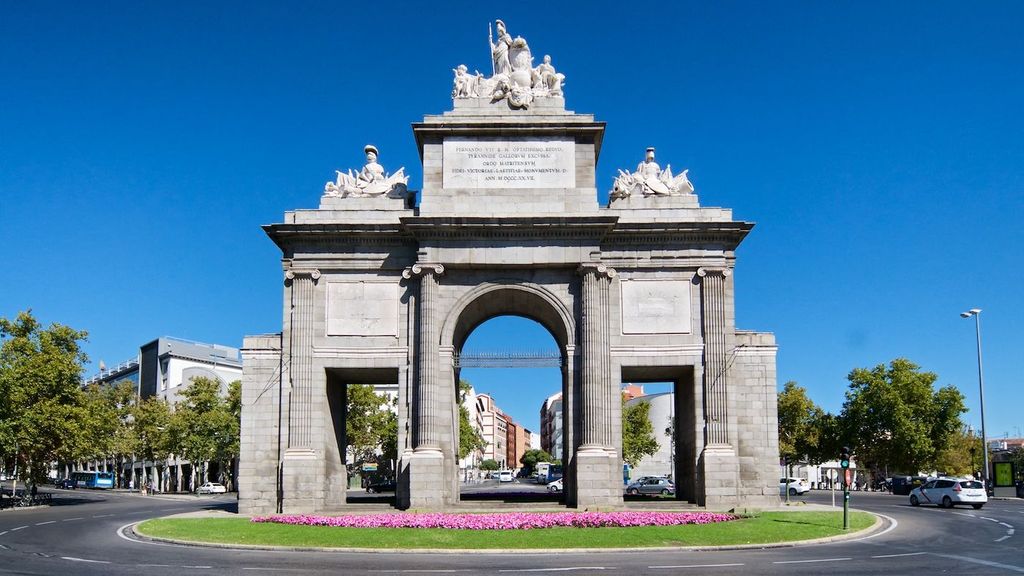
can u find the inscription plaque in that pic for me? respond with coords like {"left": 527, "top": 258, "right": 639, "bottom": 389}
{"left": 327, "top": 281, "right": 399, "bottom": 336}
{"left": 620, "top": 279, "right": 691, "bottom": 334}
{"left": 443, "top": 138, "right": 575, "bottom": 189}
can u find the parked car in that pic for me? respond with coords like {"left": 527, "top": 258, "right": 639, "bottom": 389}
{"left": 547, "top": 478, "right": 563, "bottom": 493}
{"left": 196, "top": 482, "right": 227, "bottom": 494}
{"left": 890, "top": 475, "right": 928, "bottom": 495}
{"left": 366, "top": 479, "right": 397, "bottom": 493}
{"left": 497, "top": 471, "right": 514, "bottom": 483}
{"left": 910, "top": 477, "right": 986, "bottom": 509}
{"left": 779, "top": 477, "right": 810, "bottom": 496}
{"left": 626, "top": 477, "right": 675, "bottom": 496}
{"left": 55, "top": 478, "right": 77, "bottom": 490}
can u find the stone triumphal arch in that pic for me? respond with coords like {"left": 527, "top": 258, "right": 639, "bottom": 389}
{"left": 239, "top": 21, "right": 779, "bottom": 513}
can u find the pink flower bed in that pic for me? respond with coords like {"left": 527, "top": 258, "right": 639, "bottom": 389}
{"left": 251, "top": 511, "right": 736, "bottom": 530}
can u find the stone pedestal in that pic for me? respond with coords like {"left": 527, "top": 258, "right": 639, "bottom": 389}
{"left": 280, "top": 448, "right": 319, "bottom": 513}
{"left": 405, "top": 449, "right": 447, "bottom": 509}
{"left": 700, "top": 446, "right": 740, "bottom": 509}
{"left": 575, "top": 448, "right": 621, "bottom": 509}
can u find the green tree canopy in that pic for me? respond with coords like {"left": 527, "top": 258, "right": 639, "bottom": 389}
{"left": 479, "top": 458, "right": 499, "bottom": 471}
{"left": 777, "top": 381, "right": 825, "bottom": 464}
{"left": 0, "top": 310, "right": 89, "bottom": 484}
{"left": 840, "top": 358, "right": 966, "bottom": 474}
{"left": 457, "top": 380, "right": 486, "bottom": 461}
{"left": 169, "top": 376, "right": 233, "bottom": 484}
{"left": 622, "top": 396, "right": 659, "bottom": 467}
{"left": 345, "top": 384, "right": 395, "bottom": 472}
{"left": 519, "top": 448, "right": 553, "bottom": 475}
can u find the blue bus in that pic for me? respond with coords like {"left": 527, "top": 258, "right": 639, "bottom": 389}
{"left": 70, "top": 471, "right": 114, "bottom": 489}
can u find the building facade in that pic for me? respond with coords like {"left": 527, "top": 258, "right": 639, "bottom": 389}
{"left": 82, "top": 336, "right": 242, "bottom": 491}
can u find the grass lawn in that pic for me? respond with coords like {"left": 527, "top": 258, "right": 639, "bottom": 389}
{"left": 136, "top": 511, "right": 875, "bottom": 549}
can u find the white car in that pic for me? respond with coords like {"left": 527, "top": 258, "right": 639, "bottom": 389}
{"left": 779, "top": 477, "right": 810, "bottom": 496}
{"left": 547, "top": 478, "right": 563, "bottom": 492}
{"left": 910, "top": 477, "right": 986, "bottom": 509}
{"left": 196, "top": 482, "right": 227, "bottom": 494}
{"left": 497, "top": 471, "right": 514, "bottom": 483}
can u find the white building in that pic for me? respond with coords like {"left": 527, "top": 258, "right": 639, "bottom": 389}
{"left": 624, "top": 392, "right": 675, "bottom": 480}
{"left": 476, "top": 393, "right": 508, "bottom": 468}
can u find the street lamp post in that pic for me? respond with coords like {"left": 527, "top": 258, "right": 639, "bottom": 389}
{"left": 961, "top": 308, "right": 989, "bottom": 492}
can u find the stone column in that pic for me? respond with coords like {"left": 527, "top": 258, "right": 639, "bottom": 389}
{"left": 402, "top": 263, "right": 447, "bottom": 508}
{"left": 575, "top": 263, "right": 621, "bottom": 508}
{"left": 697, "top": 267, "right": 739, "bottom": 507}
{"left": 281, "top": 268, "right": 320, "bottom": 512}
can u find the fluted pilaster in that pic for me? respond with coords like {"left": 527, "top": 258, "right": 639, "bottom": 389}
{"left": 578, "top": 263, "right": 615, "bottom": 450}
{"left": 698, "top": 267, "right": 730, "bottom": 445}
{"left": 285, "top": 268, "right": 320, "bottom": 449}
{"left": 403, "top": 263, "right": 445, "bottom": 452}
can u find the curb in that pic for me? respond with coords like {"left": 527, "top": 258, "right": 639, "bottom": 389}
{"left": 126, "top": 509, "right": 887, "bottom": 554}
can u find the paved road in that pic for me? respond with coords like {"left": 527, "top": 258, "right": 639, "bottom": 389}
{"left": 1, "top": 488, "right": 1021, "bottom": 575}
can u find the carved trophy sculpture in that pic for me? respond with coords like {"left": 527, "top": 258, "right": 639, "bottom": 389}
{"left": 323, "top": 145, "right": 409, "bottom": 198}
{"left": 610, "top": 147, "right": 695, "bottom": 200}
{"left": 450, "top": 20, "right": 566, "bottom": 109}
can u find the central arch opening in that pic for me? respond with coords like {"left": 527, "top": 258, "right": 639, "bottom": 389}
{"left": 446, "top": 284, "right": 573, "bottom": 505}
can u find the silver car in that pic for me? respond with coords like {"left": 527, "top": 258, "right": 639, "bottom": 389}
{"left": 909, "top": 477, "right": 986, "bottom": 509}
{"left": 625, "top": 477, "right": 675, "bottom": 496}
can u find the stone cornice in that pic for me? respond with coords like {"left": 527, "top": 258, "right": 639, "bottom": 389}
{"left": 399, "top": 216, "right": 619, "bottom": 242}
{"left": 603, "top": 221, "right": 753, "bottom": 249}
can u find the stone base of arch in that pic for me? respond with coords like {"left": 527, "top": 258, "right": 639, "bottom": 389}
{"left": 575, "top": 448, "right": 623, "bottom": 509}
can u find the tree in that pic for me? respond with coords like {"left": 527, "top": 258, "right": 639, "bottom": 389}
{"left": 132, "top": 395, "right": 172, "bottom": 489}
{"left": 840, "top": 358, "right": 966, "bottom": 475}
{"left": 777, "top": 381, "right": 824, "bottom": 465}
{"left": 934, "top": 427, "right": 983, "bottom": 477}
{"left": 345, "top": 384, "right": 394, "bottom": 476}
{"left": 479, "top": 459, "right": 499, "bottom": 471}
{"left": 457, "top": 380, "right": 485, "bottom": 461}
{"left": 519, "top": 448, "right": 553, "bottom": 476}
{"left": 79, "top": 380, "right": 136, "bottom": 486}
{"left": 168, "top": 377, "right": 231, "bottom": 488}
{"left": 622, "top": 396, "right": 659, "bottom": 467}
{"left": 0, "top": 311, "right": 89, "bottom": 489}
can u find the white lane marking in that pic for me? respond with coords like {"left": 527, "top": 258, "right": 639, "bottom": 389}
{"left": 499, "top": 565, "right": 610, "bottom": 569}
{"left": 62, "top": 556, "right": 111, "bottom": 564}
{"left": 138, "top": 565, "right": 171, "bottom": 568}
{"left": 92, "top": 514, "right": 115, "bottom": 518}
{"left": 856, "top": 512, "right": 899, "bottom": 541}
{"left": 242, "top": 569, "right": 307, "bottom": 573}
{"left": 952, "top": 512, "right": 975, "bottom": 518}
{"left": 980, "top": 516, "right": 1000, "bottom": 523}
{"left": 871, "top": 552, "right": 927, "bottom": 559}
{"left": 10, "top": 526, "right": 27, "bottom": 531}
{"left": 35, "top": 521, "right": 56, "bottom": 526}
{"left": 63, "top": 517, "right": 84, "bottom": 521}
{"left": 934, "top": 553, "right": 1024, "bottom": 573}
{"left": 1000, "top": 522, "right": 1014, "bottom": 529}
{"left": 773, "top": 558, "right": 851, "bottom": 564}
{"left": 182, "top": 566, "right": 212, "bottom": 569}
{"left": 648, "top": 563, "right": 745, "bottom": 569}
{"left": 996, "top": 535, "right": 1012, "bottom": 542}
{"left": 0, "top": 531, "right": 7, "bottom": 537}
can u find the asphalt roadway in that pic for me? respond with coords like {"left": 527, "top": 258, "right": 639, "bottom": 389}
{"left": 0, "top": 487, "right": 1021, "bottom": 575}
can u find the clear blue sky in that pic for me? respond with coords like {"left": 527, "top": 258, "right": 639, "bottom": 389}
{"left": 2, "top": 2, "right": 1022, "bottom": 439}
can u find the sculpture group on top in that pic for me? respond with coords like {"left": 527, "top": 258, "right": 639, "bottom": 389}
{"left": 323, "top": 145, "right": 409, "bottom": 198}
{"left": 451, "top": 19, "right": 565, "bottom": 109}
{"left": 610, "top": 147, "right": 695, "bottom": 200}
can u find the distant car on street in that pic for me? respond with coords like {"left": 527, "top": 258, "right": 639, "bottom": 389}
{"left": 547, "top": 478, "right": 563, "bottom": 493}
{"left": 910, "top": 477, "right": 986, "bottom": 509}
{"left": 497, "top": 471, "right": 514, "bottom": 483}
{"left": 365, "top": 479, "right": 397, "bottom": 494}
{"left": 779, "top": 477, "right": 810, "bottom": 496}
{"left": 55, "top": 478, "right": 76, "bottom": 490}
{"left": 625, "top": 477, "right": 675, "bottom": 496}
{"left": 196, "top": 482, "right": 227, "bottom": 495}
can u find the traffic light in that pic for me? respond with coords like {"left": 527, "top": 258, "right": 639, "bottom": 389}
{"left": 840, "top": 446, "right": 851, "bottom": 469}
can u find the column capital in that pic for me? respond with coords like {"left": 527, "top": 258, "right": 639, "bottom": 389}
{"left": 696, "top": 267, "right": 731, "bottom": 279}
{"left": 402, "top": 263, "right": 445, "bottom": 280}
{"left": 578, "top": 262, "right": 617, "bottom": 279}
{"left": 285, "top": 268, "right": 321, "bottom": 283}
